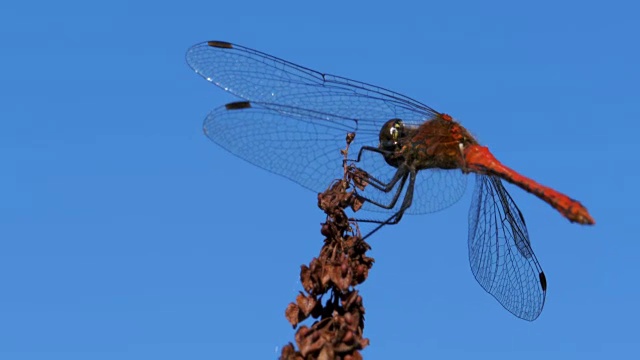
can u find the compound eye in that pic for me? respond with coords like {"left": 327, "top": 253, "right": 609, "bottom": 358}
{"left": 390, "top": 127, "right": 398, "bottom": 140}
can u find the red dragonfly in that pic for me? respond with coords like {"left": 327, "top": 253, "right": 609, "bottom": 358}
{"left": 186, "top": 40, "right": 594, "bottom": 321}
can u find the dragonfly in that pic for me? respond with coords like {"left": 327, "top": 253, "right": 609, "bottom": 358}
{"left": 186, "top": 40, "right": 594, "bottom": 321}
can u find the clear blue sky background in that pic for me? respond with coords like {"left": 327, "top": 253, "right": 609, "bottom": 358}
{"left": 1, "top": 0, "right": 638, "bottom": 359}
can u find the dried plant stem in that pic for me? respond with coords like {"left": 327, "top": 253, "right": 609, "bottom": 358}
{"left": 280, "top": 134, "right": 374, "bottom": 360}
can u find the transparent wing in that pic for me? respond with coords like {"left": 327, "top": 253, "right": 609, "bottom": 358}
{"left": 186, "top": 40, "right": 439, "bottom": 130}
{"left": 354, "top": 150, "right": 467, "bottom": 216}
{"left": 204, "top": 101, "right": 466, "bottom": 215}
{"left": 189, "top": 40, "right": 467, "bottom": 215}
{"left": 203, "top": 101, "right": 367, "bottom": 193}
{"left": 468, "top": 175, "right": 546, "bottom": 321}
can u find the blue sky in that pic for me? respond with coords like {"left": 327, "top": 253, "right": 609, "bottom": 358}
{"left": 1, "top": 0, "right": 638, "bottom": 359}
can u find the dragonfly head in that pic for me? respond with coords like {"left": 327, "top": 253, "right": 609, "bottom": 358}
{"left": 379, "top": 118, "right": 406, "bottom": 151}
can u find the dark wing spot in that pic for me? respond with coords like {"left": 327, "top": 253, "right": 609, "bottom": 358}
{"left": 207, "top": 41, "right": 233, "bottom": 49}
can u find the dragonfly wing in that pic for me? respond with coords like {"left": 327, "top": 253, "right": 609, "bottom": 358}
{"left": 189, "top": 41, "right": 466, "bottom": 215}
{"left": 203, "top": 101, "right": 376, "bottom": 192}
{"left": 406, "top": 169, "right": 467, "bottom": 215}
{"left": 186, "top": 41, "right": 438, "bottom": 130}
{"left": 467, "top": 175, "right": 546, "bottom": 321}
{"left": 353, "top": 166, "right": 468, "bottom": 215}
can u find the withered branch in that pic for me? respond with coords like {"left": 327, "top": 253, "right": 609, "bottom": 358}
{"left": 280, "top": 133, "right": 374, "bottom": 360}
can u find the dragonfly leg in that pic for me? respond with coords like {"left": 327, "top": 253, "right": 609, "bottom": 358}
{"left": 355, "top": 145, "right": 390, "bottom": 162}
{"left": 356, "top": 168, "right": 409, "bottom": 210}
{"left": 348, "top": 145, "right": 418, "bottom": 239}
{"left": 360, "top": 169, "right": 417, "bottom": 240}
{"left": 351, "top": 146, "right": 404, "bottom": 192}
